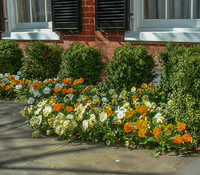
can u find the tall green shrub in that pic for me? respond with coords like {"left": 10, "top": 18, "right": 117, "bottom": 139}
{"left": 20, "top": 41, "right": 63, "bottom": 81}
{"left": 59, "top": 43, "right": 105, "bottom": 85}
{"left": 106, "top": 44, "right": 157, "bottom": 92}
{"left": 0, "top": 39, "right": 23, "bottom": 74}
{"left": 159, "top": 43, "right": 200, "bottom": 142}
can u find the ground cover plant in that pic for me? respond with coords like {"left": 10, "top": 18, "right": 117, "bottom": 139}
{"left": 0, "top": 42, "right": 199, "bottom": 156}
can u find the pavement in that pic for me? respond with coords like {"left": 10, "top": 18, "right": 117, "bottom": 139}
{"left": 0, "top": 100, "right": 200, "bottom": 175}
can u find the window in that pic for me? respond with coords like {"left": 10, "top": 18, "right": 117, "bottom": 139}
{"left": 125, "top": 0, "right": 200, "bottom": 42}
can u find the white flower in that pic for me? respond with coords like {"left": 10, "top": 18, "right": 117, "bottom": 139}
{"left": 99, "top": 111, "right": 108, "bottom": 122}
{"left": 5, "top": 73, "right": 10, "bottom": 77}
{"left": 43, "top": 105, "right": 52, "bottom": 117}
{"left": 65, "top": 114, "right": 74, "bottom": 120}
{"left": 66, "top": 93, "right": 74, "bottom": 100}
{"left": 92, "top": 95, "right": 100, "bottom": 102}
{"left": 115, "top": 106, "right": 127, "bottom": 120}
{"left": 0, "top": 74, "right": 3, "bottom": 78}
{"left": 33, "top": 90, "right": 42, "bottom": 98}
{"left": 14, "top": 75, "right": 20, "bottom": 81}
{"left": 15, "top": 84, "right": 22, "bottom": 90}
{"left": 55, "top": 83, "right": 63, "bottom": 89}
{"left": 27, "top": 97, "right": 35, "bottom": 104}
{"left": 131, "top": 86, "right": 137, "bottom": 93}
{"left": 154, "top": 113, "right": 165, "bottom": 124}
{"left": 37, "top": 99, "right": 48, "bottom": 108}
{"left": 82, "top": 120, "right": 89, "bottom": 131}
{"left": 34, "top": 108, "right": 42, "bottom": 115}
{"left": 30, "top": 115, "right": 42, "bottom": 127}
{"left": 55, "top": 125, "right": 65, "bottom": 135}
{"left": 17, "top": 71, "right": 21, "bottom": 75}
{"left": 43, "top": 87, "right": 51, "bottom": 94}
{"left": 102, "top": 97, "right": 108, "bottom": 104}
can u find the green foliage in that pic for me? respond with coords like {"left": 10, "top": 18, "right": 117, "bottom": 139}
{"left": 59, "top": 43, "right": 105, "bottom": 85}
{"left": 20, "top": 41, "right": 63, "bottom": 81}
{"left": 106, "top": 44, "right": 157, "bottom": 92}
{"left": 0, "top": 40, "right": 23, "bottom": 74}
{"left": 159, "top": 43, "right": 200, "bottom": 142}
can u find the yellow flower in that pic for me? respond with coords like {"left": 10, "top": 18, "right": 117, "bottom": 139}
{"left": 138, "top": 129, "right": 148, "bottom": 138}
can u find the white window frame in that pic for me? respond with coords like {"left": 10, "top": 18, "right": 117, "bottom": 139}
{"left": 2, "top": 0, "right": 59, "bottom": 40}
{"left": 125, "top": 0, "right": 200, "bottom": 43}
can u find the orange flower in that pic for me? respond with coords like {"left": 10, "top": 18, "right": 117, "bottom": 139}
{"left": 88, "top": 86, "right": 92, "bottom": 90}
{"left": 153, "top": 127, "right": 161, "bottom": 138}
{"left": 54, "top": 103, "right": 64, "bottom": 111}
{"left": 103, "top": 108, "right": 112, "bottom": 118}
{"left": 157, "top": 87, "right": 161, "bottom": 91}
{"left": 1, "top": 83, "right": 6, "bottom": 87}
{"left": 49, "top": 98, "right": 56, "bottom": 103}
{"left": 25, "top": 80, "right": 30, "bottom": 84}
{"left": 182, "top": 133, "right": 192, "bottom": 142}
{"left": 138, "top": 88, "right": 143, "bottom": 94}
{"left": 11, "top": 79, "right": 17, "bottom": 85}
{"left": 63, "top": 78, "right": 72, "bottom": 85}
{"left": 33, "top": 82, "right": 43, "bottom": 90}
{"left": 74, "top": 103, "right": 80, "bottom": 108}
{"left": 138, "top": 129, "right": 148, "bottom": 138}
{"left": 132, "top": 96, "right": 137, "bottom": 100}
{"left": 173, "top": 135, "right": 183, "bottom": 144}
{"left": 112, "top": 99, "right": 115, "bottom": 105}
{"left": 48, "top": 78, "right": 55, "bottom": 83}
{"left": 125, "top": 109, "right": 134, "bottom": 119}
{"left": 8, "top": 75, "right": 15, "bottom": 81}
{"left": 86, "top": 95, "right": 90, "bottom": 100}
{"left": 148, "top": 82, "right": 153, "bottom": 87}
{"left": 136, "top": 106, "right": 150, "bottom": 113}
{"left": 54, "top": 86, "right": 62, "bottom": 93}
{"left": 136, "top": 119, "right": 148, "bottom": 130}
{"left": 82, "top": 89, "right": 87, "bottom": 93}
{"left": 17, "top": 80, "right": 24, "bottom": 85}
{"left": 66, "top": 106, "right": 73, "bottom": 112}
{"left": 66, "top": 88, "right": 73, "bottom": 94}
{"left": 62, "top": 89, "right": 67, "bottom": 95}
{"left": 74, "top": 79, "right": 80, "bottom": 85}
{"left": 79, "top": 78, "right": 84, "bottom": 83}
{"left": 5, "top": 86, "right": 11, "bottom": 90}
{"left": 124, "top": 122, "right": 133, "bottom": 133}
{"left": 177, "top": 122, "right": 186, "bottom": 132}
{"left": 147, "top": 87, "right": 152, "bottom": 91}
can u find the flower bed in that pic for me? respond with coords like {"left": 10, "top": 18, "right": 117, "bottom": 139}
{"left": 0, "top": 72, "right": 197, "bottom": 156}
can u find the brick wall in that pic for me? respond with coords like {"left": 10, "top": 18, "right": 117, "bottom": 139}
{"left": 1, "top": 0, "right": 167, "bottom": 81}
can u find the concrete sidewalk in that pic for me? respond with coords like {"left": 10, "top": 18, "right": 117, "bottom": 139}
{"left": 0, "top": 100, "right": 199, "bottom": 175}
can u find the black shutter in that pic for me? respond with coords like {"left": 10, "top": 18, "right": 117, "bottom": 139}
{"left": 95, "top": 0, "right": 130, "bottom": 31}
{"left": 0, "top": 0, "right": 4, "bottom": 32}
{"left": 52, "top": 0, "right": 82, "bottom": 32}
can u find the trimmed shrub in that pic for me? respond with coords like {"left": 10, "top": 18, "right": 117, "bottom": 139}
{"left": 59, "top": 43, "right": 105, "bottom": 85}
{"left": 0, "top": 39, "right": 23, "bottom": 74}
{"left": 159, "top": 43, "right": 200, "bottom": 142}
{"left": 20, "top": 41, "right": 63, "bottom": 81}
{"left": 106, "top": 44, "right": 157, "bottom": 92}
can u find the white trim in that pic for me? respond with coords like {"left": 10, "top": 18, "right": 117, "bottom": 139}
{"left": 126, "top": 0, "right": 200, "bottom": 43}
{"left": 125, "top": 30, "right": 200, "bottom": 43}
{"left": 2, "top": 29, "right": 60, "bottom": 40}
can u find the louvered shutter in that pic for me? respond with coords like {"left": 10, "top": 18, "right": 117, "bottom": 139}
{"left": 95, "top": 0, "right": 130, "bottom": 31}
{"left": 52, "top": 0, "right": 82, "bottom": 32}
{"left": 0, "top": 0, "right": 4, "bottom": 32}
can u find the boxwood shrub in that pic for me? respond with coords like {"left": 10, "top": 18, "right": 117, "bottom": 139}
{"left": 59, "top": 43, "right": 105, "bottom": 85}
{"left": 20, "top": 41, "right": 63, "bottom": 81}
{"left": 106, "top": 44, "right": 157, "bottom": 92}
{"left": 0, "top": 39, "right": 23, "bottom": 74}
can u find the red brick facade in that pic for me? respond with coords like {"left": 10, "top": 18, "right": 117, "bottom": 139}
{"left": 1, "top": 0, "right": 185, "bottom": 80}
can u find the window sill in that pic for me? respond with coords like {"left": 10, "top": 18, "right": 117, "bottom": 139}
{"left": 2, "top": 29, "right": 60, "bottom": 40}
{"left": 125, "top": 30, "right": 200, "bottom": 43}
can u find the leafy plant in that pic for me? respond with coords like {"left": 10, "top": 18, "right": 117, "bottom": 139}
{"left": 106, "top": 44, "right": 157, "bottom": 92}
{"left": 159, "top": 43, "right": 200, "bottom": 143}
{"left": 0, "top": 39, "right": 23, "bottom": 74}
{"left": 20, "top": 41, "right": 63, "bottom": 81}
{"left": 58, "top": 43, "right": 105, "bottom": 85}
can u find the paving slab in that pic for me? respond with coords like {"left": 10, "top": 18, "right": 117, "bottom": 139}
{"left": 0, "top": 100, "right": 28, "bottom": 132}
{"left": 0, "top": 100, "right": 200, "bottom": 175}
